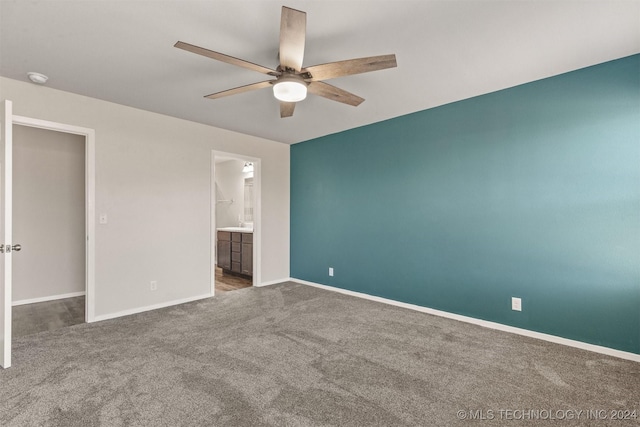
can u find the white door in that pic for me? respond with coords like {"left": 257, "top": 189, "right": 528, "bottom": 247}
{"left": 0, "top": 100, "right": 14, "bottom": 368}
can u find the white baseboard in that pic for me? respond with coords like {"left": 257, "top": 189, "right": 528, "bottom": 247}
{"left": 258, "top": 278, "right": 291, "bottom": 287}
{"left": 92, "top": 293, "right": 212, "bottom": 323}
{"left": 291, "top": 278, "right": 640, "bottom": 363}
{"left": 13, "top": 291, "right": 86, "bottom": 306}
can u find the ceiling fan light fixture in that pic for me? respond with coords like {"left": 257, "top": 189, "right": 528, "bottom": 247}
{"left": 273, "top": 75, "right": 307, "bottom": 102}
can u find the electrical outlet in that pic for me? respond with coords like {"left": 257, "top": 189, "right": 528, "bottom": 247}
{"left": 329, "top": 267, "right": 334, "bottom": 277}
{"left": 150, "top": 281, "right": 158, "bottom": 291}
{"left": 512, "top": 297, "right": 522, "bottom": 311}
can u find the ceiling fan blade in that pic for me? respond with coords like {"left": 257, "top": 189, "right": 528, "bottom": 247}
{"left": 175, "top": 41, "right": 278, "bottom": 76}
{"left": 307, "top": 81, "right": 364, "bottom": 106}
{"left": 204, "top": 80, "right": 274, "bottom": 99}
{"left": 279, "top": 6, "right": 306, "bottom": 71}
{"left": 302, "top": 54, "right": 397, "bottom": 81}
{"left": 280, "top": 101, "right": 296, "bottom": 118}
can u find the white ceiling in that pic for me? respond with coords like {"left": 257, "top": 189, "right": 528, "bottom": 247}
{"left": 1, "top": 1, "right": 638, "bottom": 145}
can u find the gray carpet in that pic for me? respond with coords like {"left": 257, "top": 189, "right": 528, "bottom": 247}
{"left": 12, "top": 296, "right": 85, "bottom": 338}
{"left": 1, "top": 282, "right": 638, "bottom": 426}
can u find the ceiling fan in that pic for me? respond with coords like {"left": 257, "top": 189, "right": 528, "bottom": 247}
{"left": 175, "top": 6, "right": 397, "bottom": 118}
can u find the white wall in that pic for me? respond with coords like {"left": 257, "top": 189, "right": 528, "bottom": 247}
{"left": 0, "top": 77, "right": 290, "bottom": 319}
{"left": 12, "top": 125, "right": 85, "bottom": 301}
{"left": 215, "top": 159, "right": 245, "bottom": 228}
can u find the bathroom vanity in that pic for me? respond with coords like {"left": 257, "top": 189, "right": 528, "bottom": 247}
{"left": 217, "top": 228, "right": 253, "bottom": 277}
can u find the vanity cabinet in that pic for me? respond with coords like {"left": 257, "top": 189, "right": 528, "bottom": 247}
{"left": 217, "top": 231, "right": 252, "bottom": 277}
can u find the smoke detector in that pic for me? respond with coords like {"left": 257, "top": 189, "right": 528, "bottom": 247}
{"left": 27, "top": 72, "right": 48, "bottom": 85}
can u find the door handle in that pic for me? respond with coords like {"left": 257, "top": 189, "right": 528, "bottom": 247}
{"left": 0, "top": 244, "right": 22, "bottom": 253}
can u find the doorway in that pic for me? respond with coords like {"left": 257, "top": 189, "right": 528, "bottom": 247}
{"left": 11, "top": 125, "right": 86, "bottom": 337}
{"left": 211, "top": 151, "right": 261, "bottom": 295}
{"left": 10, "top": 114, "right": 96, "bottom": 324}
{"left": 1, "top": 102, "right": 95, "bottom": 368}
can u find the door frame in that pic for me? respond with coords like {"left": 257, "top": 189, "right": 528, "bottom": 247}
{"left": 12, "top": 115, "right": 96, "bottom": 322}
{"left": 210, "top": 151, "right": 261, "bottom": 295}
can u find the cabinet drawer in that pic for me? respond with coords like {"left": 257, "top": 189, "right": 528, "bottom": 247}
{"left": 231, "top": 262, "right": 241, "bottom": 272}
{"left": 231, "top": 242, "right": 241, "bottom": 253}
{"left": 242, "top": 233, "right": 253, "bottom": 243}
{"left": 231, "top": 252, "right": 241, "bottom": 262}
{"left": 218, "top": 231, "right": 231, "bottom": 241}
{"left": 232, "top": 233, "right": 242, "bottom": 242}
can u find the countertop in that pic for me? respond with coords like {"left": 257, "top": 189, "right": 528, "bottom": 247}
{"left": 217, "top": 227, "right": 253, "bottom": 233}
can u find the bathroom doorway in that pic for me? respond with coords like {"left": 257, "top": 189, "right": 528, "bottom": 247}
{"left": 211, "top": 152, "right": 260, "bottom": 295}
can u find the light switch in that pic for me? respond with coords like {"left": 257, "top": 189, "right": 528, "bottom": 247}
{"left": 99, "top": 213, "right": 108, "bottom": 224}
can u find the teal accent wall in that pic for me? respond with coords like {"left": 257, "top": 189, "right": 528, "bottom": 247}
{"left": 290, "top": 54, "right": 640, "bottom": 354}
